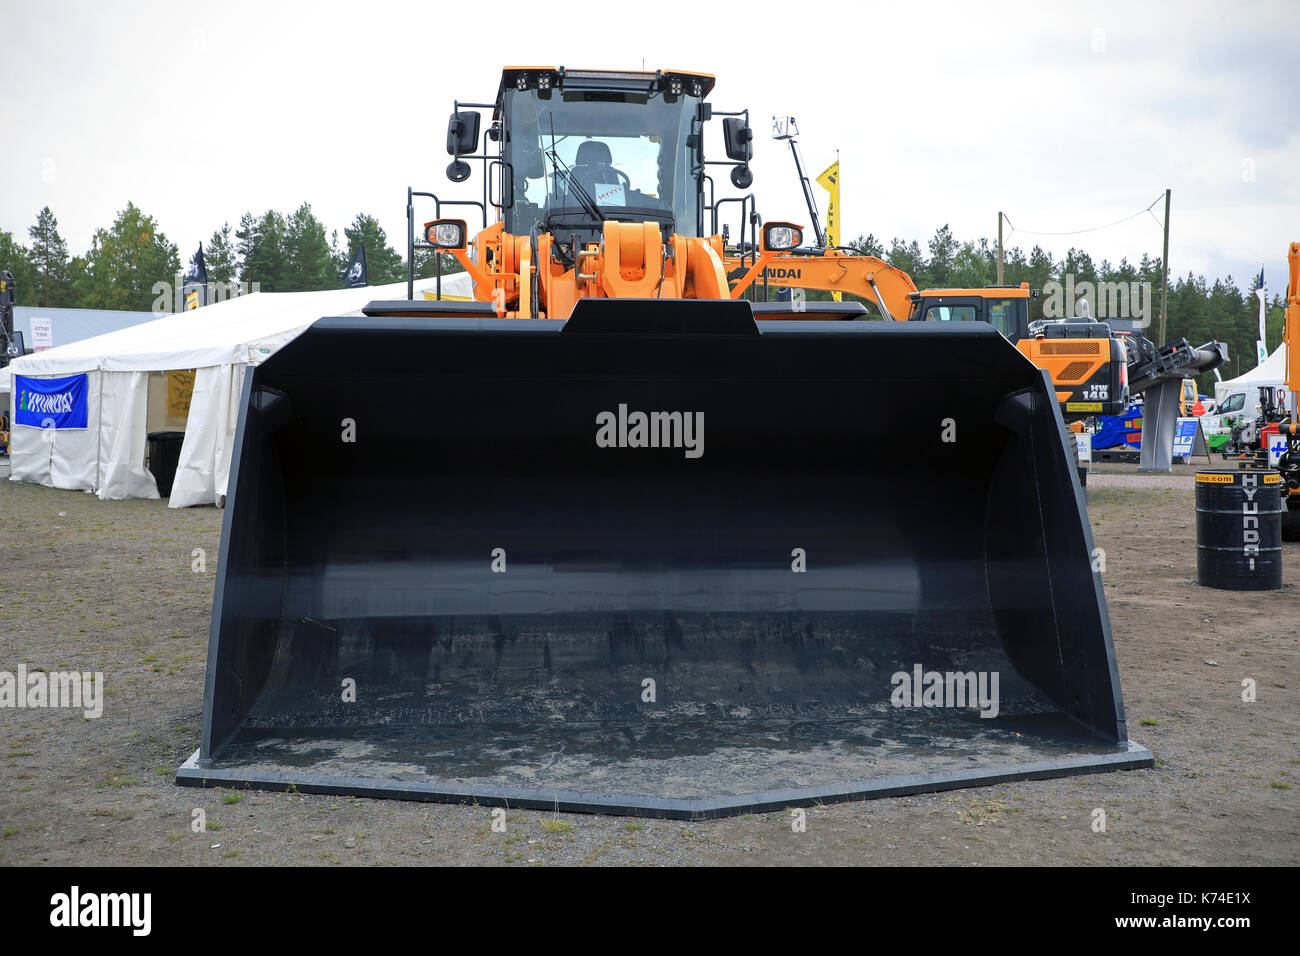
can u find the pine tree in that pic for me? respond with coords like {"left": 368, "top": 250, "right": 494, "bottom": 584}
{"left": 0, "top": 230, "right": 39, "bottom": 307}
{"left": 1026, "top": 246, "right": 1055, "bottom": 321}
{"left": 1264, "top": 297, "right": 1285, "bottom": 355}
{"left": 887, "top": 237, "right": 927, "bottom": 282}
{"left": 68, "top": 255, "right": 94, "bottom": 309}
{"left": 925, "top": 225, "right": 957, "bottom": 287}
{"left": 1062, "top": 248, "right": 1098, "bottom": 288}
{"left": 338, "top": 214, "right": 404, "bottom": 286}
{"left": 284, "top": 203, "right": 337, "bottom": 291}
{"left": 80, "top": 202, "right": 181, "bottom": 312}
{"left": 1109, "top": 256, "right": 1139, "bottom": 285}
{"left": 206, "top": 222, "right": 238, "bottom": 286}
{"left": 846, "top": 234, "right": 885, "bottom": 258}
{"left": 950, "top": 240, "right": 989, "bottom": 289}
{"left": 414, "top": 249, "right": 465, "bottom": 281}
{"left": 236, "top": 210, "right": 288, "bottom": 292}
{"left": 1002, "top": 246, "right": 1029, "bottom": 288}
{"left": 27, "top": 206, "right": 72, "bottom": 307}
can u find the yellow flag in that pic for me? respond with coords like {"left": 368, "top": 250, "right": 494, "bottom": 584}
{"left": 816, "top": 160, "right": 840, "bottom": 300}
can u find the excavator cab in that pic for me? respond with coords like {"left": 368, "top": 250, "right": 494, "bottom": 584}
{"left": 180, "top": 67, "right": 1151, "bottom": 817}
{"left": 910, "top": 286, "right": 1129, "bottom": 420}
{"left": 908, "top": 286, "right": 1031, "bottom": 340}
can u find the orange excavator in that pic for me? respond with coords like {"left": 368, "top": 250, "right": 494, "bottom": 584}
{"left": 716, "top": 224, "right": 1228, "bottom": 437}
{"left": 704, "top": 129, "right": 1225, "bottom": 454}
{"left": 181, "top": 67, "right": 1153, "bottom": 818}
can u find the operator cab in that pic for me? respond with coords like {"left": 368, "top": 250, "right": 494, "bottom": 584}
{"left": 497, "top": 68, "right": 714, "bottom": 259}
{"left": 908, "top": 285, "right": 1032, "bottom": 341}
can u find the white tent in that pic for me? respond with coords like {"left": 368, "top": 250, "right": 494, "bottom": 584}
{"left": 5, "top": 272, "right": 474, "bottom": 506}
{"left": 0, "top": 367, "right": 9, "bottom": 455}
{"left": 1214, "top": 343, "right": 1287, "bottom": 405}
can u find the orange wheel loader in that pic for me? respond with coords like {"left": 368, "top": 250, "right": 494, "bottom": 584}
{"left": 178, "top": 68, "right": 1151, "bottom": 818}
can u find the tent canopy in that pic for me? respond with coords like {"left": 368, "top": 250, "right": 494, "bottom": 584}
{"left": 1214, "top": 343, "right": 1287, "bottom": 404}
{"left": 7, "top": 273, "right": 472, "bottom": 377}
{"left": 5, "top": 272, "right": 474, "bottom": 505}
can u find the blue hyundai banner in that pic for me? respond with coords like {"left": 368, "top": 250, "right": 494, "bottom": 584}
{"left": 15, "top": 374, "right": 89, "bottom": 429}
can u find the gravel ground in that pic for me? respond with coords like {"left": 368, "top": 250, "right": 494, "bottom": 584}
{"left": 1, "top": 461, "right": 1296, "bottom": 866}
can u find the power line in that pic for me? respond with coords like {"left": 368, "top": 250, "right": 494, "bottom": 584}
{"left": 1004, "top": 193, "right": 1165, "bottom": 239}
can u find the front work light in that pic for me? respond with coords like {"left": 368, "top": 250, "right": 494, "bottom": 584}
{"left": 762, "top": 222, "right": 803, "bottom": 252}
{"left": 425, "top": 219, "right": 468, "bottom": 250}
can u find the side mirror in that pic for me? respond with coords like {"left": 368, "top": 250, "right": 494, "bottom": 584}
{"left": 722, "top": 117, "right": 752, "bottom": 162}
{"left": 730, "top": 164, "right": 753, "bottom": 189}
{"left": 446, "top": 110, "right": 481, "bottom": 157}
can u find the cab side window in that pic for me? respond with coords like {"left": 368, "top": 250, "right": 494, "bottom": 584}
{"left": 1220, "top": 393, "right": 1244, "bottom": 413}
{"left": 986, "top": 299, "right": 1017, "bottom": 338}
{"left": 927, "top": 305, "right": 978, "bottom": 323}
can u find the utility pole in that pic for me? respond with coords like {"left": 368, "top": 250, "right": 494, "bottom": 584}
{"left": 997, "top": 212, "right": 1004, "bottom": 285}
{"left": 1159, "top": 188, "right": 1170, "bottom": 343}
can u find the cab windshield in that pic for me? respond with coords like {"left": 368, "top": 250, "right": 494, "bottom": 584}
{"left": 503, "top": 88, "right": 699, "bottom": 237}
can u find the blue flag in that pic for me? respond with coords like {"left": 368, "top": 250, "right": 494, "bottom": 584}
{"left": 15, "top": 374, "right": 89, "bottom": 429}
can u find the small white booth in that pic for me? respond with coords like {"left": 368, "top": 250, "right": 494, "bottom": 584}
{"left": 5, "top": 272, "right": 473, "bottom": 506}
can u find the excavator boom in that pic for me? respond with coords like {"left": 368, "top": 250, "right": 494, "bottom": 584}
{"left": 725, "top": 248, "right": 917, "bottom": 319}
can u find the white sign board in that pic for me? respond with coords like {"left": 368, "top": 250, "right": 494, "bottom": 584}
{"left": 1172, "top": 417, "right": 1200, "bottom": 460}
{"left": 593, "top": 183, "right": 626, "bottom": 207}
{"left": 1074, "top": 432, "right": 1092, "bottom": 463}
{"left": 1268, "top": 436, "right": 1288, "bottom": 468}
{"left": 29, "top": 316, "right": 53, "bottom": 351}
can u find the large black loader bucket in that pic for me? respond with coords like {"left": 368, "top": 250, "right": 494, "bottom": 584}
{"left": 178, "top": 300, "right": 1151, "bottom": 818}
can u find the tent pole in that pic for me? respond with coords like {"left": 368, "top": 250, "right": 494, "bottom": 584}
{"left": 95, "top": 368, "right": 103, "bottom": 494}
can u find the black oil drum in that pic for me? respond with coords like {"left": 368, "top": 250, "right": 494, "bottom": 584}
{"left": 146, "top": 431, "right": 185, "bottom": 497}
{"left": 1195, "top": 470, "right": 1284, "bottom": 590}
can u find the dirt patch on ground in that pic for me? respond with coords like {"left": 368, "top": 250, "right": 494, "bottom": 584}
{"left": 1, "top": 464, "right": 1296, "bottom": 866}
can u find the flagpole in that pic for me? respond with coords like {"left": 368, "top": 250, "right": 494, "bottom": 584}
{"left": 1256, "top": 268, "right": 1267, "bottom": 367}
{"left": 816, "top": 156, "right": 841, "bottom": 301}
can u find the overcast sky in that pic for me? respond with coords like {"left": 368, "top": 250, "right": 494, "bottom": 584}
{"left": 3, "top": 0, "right": 1295, "bottom": 296}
